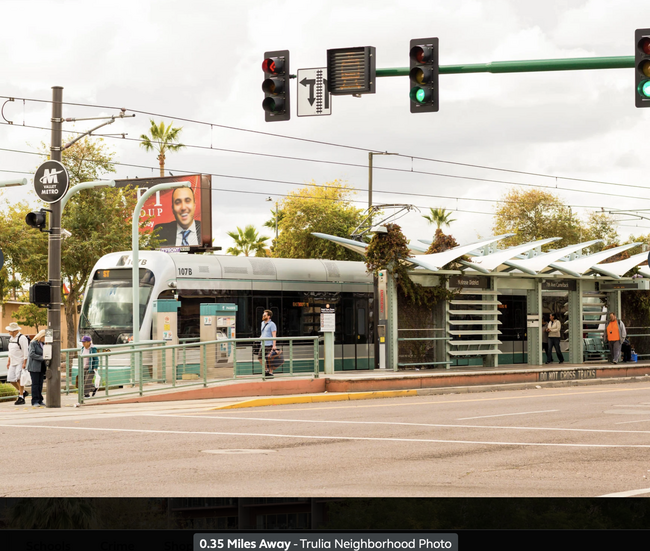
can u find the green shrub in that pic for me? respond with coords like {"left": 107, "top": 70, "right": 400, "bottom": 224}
{"left": 0, "top": 383, "right": 19, "bottom": 399}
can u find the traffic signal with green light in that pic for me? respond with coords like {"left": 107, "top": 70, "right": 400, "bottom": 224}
{"left": 636, "top": 29, "right": 650, "bottom": 108}
{"left": 262, "top": 50, "right": 290, "bottom": 121}
{"left": 409, "top": 38, "right": 439, "bottom": 113}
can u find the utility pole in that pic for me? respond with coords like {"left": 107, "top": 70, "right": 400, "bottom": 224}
{"left": 47, "top": 86, "right": 63, "bottom": 408}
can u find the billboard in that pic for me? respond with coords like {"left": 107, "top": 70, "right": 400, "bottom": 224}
{"left": 115, "top": 174, "right": 212, "bottom": 249}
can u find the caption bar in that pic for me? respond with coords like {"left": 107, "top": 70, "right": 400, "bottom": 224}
{"left": 194, "top": 534, "right": 458, "bottom": 551}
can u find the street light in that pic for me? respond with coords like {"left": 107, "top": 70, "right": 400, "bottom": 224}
{"left": 266, "top": 196, "right": 278, "bottom": 240}
{"left": 60, "top": 179, "right": 115, "bottom": 211}
{"left": 0, "top": 178, "right": 28, "bottom": 187}
{"left": 132, "top": 181, "right": 191, "bottom": 381}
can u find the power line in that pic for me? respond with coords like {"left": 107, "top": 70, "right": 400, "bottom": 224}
{"left": 3, "top": 94, "right": 650, "bottom": 196}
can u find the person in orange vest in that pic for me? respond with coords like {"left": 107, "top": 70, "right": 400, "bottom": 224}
{"left": 605, "top": 312, "right": 626, "bottom": 364}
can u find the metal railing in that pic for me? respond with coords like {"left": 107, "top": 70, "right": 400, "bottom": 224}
{"left": 397, "top": 328, "right": 451, "bottom": 368}
{"left": 63, "top": 335, "right": 320, "bottom": 404}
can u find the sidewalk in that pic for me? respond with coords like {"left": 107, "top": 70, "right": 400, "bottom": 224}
{"left": 3, "top": 360, "right": 649, "bottom": 410}
{"left": 82, "top": 359, "right": 650, "bottom": 408}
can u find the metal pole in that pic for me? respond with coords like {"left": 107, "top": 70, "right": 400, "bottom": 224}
{"left": 131, "top": 181, "right": 190, "bottom": 377}
{"left": 376, "top": 55, "right": 634, "bottom": 78}
{"left": 275, "top": 201, "right": 279, "bottom": 240}
{"left": 368, "top": 152, "right": 373, "bottom": 212}
{"left": 47, "top": 86, "right": 63, "bottom": 408}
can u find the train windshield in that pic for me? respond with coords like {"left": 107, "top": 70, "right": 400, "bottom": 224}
{"left": 80, "top": 268, "right": 155, "bottom": 333}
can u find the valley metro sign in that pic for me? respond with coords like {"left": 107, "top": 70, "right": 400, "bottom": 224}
{"left": 34, "top": 160, "right": 69, "bottom": 203}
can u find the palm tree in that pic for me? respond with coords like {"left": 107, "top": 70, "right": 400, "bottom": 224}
{"left": 422, "top": 207, "right": 456, "bottom": 230}
{"left": 139, "top": 120, "right": 185, "bottom": 177}
{"left": 226, "top": 225, "right": 270, "bottom": 257}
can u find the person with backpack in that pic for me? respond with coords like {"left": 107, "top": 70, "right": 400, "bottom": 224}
{"left": 5, "top": 322, "right": 30, "bottom": 405}
{"left": 605, "top": 312, "right": 627, "bottom": 364}
{"left": 80, "top": 335, "right": 99, "bottom": 397}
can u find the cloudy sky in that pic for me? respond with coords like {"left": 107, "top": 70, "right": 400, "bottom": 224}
{"left": 1, "top": 0, "right": 650, "bottom": 251}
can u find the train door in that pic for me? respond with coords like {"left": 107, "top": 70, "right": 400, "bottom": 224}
{"left": 341, "top": 295, "right": 372, "bottom": 370}
{"left": 498, "top": 295, "right": 527, "bottom": 364}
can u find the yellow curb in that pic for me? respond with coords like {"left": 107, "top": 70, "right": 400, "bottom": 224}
{"left": 212, "top": 389, "right": 418, "bottom": 410}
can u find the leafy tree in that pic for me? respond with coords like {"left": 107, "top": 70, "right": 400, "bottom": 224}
{"left": 0, "top": 137, "right": 158, "bottom": 348}
{"left": 139, "top": 119, "right": 185, "bottom": 177}
{"left": 492, "top": 188, "right": 583, "bottom": 248}
{"left": 582, "top": 211, "right": 619, "bottom": 253}
{"left": 226, "top": 225, "right": 269, "bottom": 257}
{"left": 272, "top": 180, "right": 365, "bottom": 260}
{"left": 12, "top": 303, "right": 48, "bottom": 331}
{"left": 422, "top": 207, "right": 456, "bottom": 230}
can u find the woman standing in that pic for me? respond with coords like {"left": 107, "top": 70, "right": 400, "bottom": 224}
{"left": 27, "top": 330, "right": 47, "bottom": 407}
{"left": 546, "top": 313, "right": 564, "bottom": 364}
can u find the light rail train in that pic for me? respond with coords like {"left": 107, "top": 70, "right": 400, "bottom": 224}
{"left": 79, "top": 252, "right": 375, "bottom": 370}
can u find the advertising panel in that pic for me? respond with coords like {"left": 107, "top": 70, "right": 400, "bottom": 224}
{"left": 115, "top": 174, "right": 212, "bottom": 249}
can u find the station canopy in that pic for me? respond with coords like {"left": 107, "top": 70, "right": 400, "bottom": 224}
{"left": 312, "top": 232, "right": 650, "bottom": 280}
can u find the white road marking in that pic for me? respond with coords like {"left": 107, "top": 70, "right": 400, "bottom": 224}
{"left": 146, "top": 413, "right": 650, "bottom": 435}
{"left": 457, "top": 409, "right": 558, "bottom": 420}
{"left": 1, "top": 422, "right": 650, "bottom": 449}
{"left": 599, "top": 487, "right": 650, "bottom": 497}
{"left": 614, "top": 418, "right": 650, "bottom": 425}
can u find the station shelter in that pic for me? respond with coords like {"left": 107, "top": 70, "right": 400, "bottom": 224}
{"left": 314, "top": 232, "right": 650, "bottom": 370}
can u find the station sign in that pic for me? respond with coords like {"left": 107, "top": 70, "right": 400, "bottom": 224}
{"left": 34, "top": 160, "right": 69, "bottom": 203}
{"left": 449, "top": 275, "right": 488, "bottom": 289}
{"left": 542, "top": 279, "right": 577, "bottom": 291}
{"left": 320, "top": 306, "right": 336, "bottom": 332}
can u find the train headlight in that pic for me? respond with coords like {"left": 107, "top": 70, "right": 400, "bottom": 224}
{"left": 117, "top": 333, "right": 132, "bottom": 344}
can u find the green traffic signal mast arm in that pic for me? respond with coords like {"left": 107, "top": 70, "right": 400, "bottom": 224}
{"left": 376, "top": 55, "right": 633, "bottom": 76}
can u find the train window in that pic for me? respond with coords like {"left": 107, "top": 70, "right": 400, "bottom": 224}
{"left": 357, "top": 309, "right": 366, "bottom": 336}
{"left": 345, "top": 308, "right": 354, "bottom": 336}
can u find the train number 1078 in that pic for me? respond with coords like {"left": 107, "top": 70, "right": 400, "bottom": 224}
{"left": 178, "top": 267, "right": 193, "bottom": 276}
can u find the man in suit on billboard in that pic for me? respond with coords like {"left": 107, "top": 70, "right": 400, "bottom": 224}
{"left": 154, "top": 186, "right": 201, "bottom": 246}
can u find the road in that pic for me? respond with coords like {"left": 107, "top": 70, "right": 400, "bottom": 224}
{"left": 2, "top": 381, "right": 650, "bottom": 497}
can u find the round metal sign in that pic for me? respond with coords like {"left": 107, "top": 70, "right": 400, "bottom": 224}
{"left": 34, "top": 160, "right": 69, "bottom": 203}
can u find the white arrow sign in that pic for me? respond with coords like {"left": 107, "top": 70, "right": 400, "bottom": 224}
{"left": 297, "top": 68, "right": 332, "bottom": 117}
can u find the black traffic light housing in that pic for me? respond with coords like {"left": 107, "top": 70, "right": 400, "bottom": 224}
{"left": 409, "top": 38, "right": 439, "bottom": 113}
{"left": 25, "top": 208, "right": 51, "bottom": 232}
{"left": 30, "top": 281, "right": 51, "bottom": 307}
{"left": 635, "top": 28, "right": 650, "bottom": 108}
{"left": 262, "top": 50, "right": 290, "bottom": 122}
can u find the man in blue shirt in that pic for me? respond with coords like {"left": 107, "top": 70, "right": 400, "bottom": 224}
{"left": 258, "top": 309, "right": 277, "bottom": 376}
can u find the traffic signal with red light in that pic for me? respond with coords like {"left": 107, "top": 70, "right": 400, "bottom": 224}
{"left": 635, "top": 29, "right": 650, "bottom": 108}
{"left": 409, "top": 38, "right": 439, "bottom": 113}
{"left": 262, "top": 50, "right": 290, "bottom": 121}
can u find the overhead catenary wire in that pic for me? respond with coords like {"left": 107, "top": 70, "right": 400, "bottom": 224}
{"left": 1, "top": 93, "right": 650, "bottom": 196}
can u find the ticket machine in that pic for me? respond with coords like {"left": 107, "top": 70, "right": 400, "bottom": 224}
{"left": 200, "top": 303, "right": 238, "bottom": 368}
{"left": 152, "top": 299, "right": 180, "bottom": 381}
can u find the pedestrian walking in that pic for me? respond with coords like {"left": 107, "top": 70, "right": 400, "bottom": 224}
{"left": 5, "top": 322, "right": 30, "bottom": 405}
{"left": 546, "top": 313, "right": 564, "bottom": 364}
{"left": 80, "top": 335, "right": 99, "bottom": 397}
{"left": 258, "top": 309, "right": 277, "bottom": 377}
{"left": 604, "top": 312, "right": 626, "bottom": 364}
{"left": 27, "top": 330, "right": 47, "bottom": 407}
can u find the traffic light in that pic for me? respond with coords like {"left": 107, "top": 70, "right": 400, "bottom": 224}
{"left": 25, "top": 209, "right": 49, "bottom": 232}
{"left": 262, "top": 50, "right": 290, "bottom": 121}
{"left": 409, "top": 38, "right": 439, "bottom": 113}
{"left": 29, "top": 281, "right": 51, "bottom": 307}
{"left": 635, "top": 28, "right": 650, "bottom": 108}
